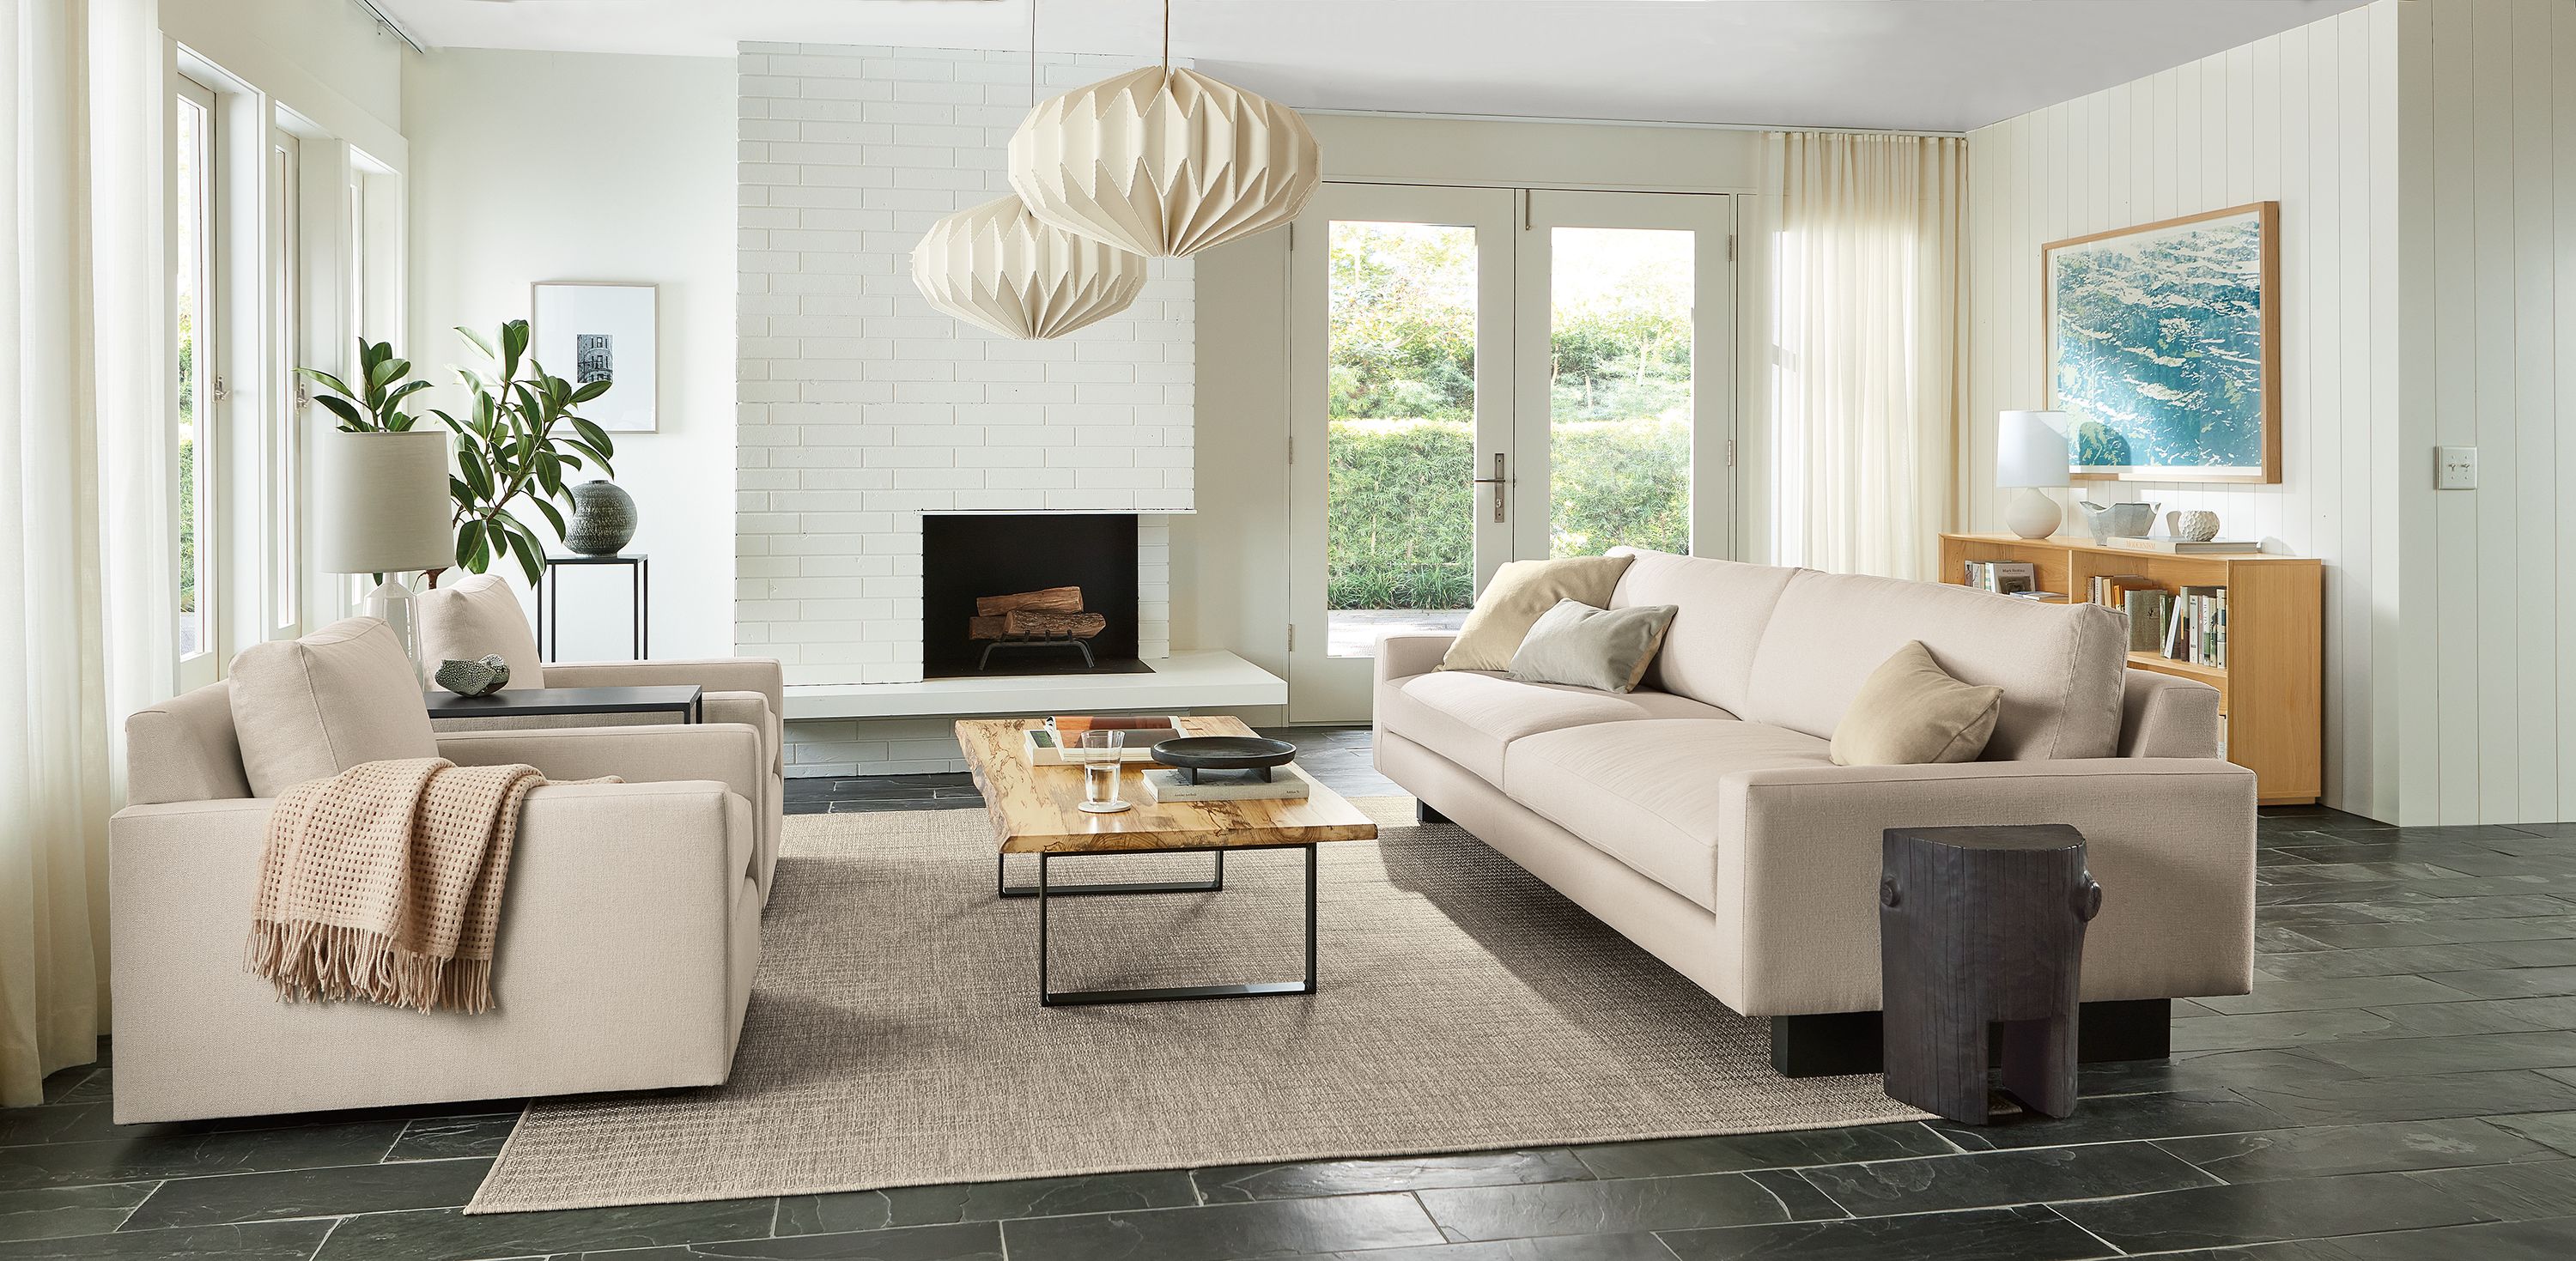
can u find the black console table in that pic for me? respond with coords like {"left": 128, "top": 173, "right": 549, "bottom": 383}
{"left": 535, "top": 554, "right": 647, "bottom": 661}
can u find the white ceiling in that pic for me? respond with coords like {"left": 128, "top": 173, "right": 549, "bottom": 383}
{"left": 374, "top": 0, "right": 2368, "bottom": 133}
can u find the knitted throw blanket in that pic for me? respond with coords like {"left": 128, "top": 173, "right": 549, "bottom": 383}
{"left": 246, "top": 757, "right": 568, "bottom": 1013}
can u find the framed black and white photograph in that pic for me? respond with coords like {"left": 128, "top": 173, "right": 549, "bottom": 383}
{"left": 532, "top": 282, "right": 658, "bottom": 433}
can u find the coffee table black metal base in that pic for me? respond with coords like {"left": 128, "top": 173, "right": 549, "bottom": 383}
{"left": 1013, "top": 843, "right": 1317, "bottom": 1007}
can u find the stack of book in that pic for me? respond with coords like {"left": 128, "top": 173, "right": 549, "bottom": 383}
{"left": 2164, "top": 585, "right": 2228, "bottom": 668}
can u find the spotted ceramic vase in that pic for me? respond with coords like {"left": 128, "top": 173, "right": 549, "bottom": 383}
{"left": 563, "top": 480, "right": 637, "bottom": 555}
{"left": 2168, "top": 509, "right": 2222, "bottom": 543}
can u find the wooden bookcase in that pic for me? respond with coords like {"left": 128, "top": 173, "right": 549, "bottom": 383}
{"left": 1937, "top": 532, "right": 2323, "bottom": 806}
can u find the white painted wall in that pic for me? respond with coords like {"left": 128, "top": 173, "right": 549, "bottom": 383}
{"left": 404, "top": 50, "right": 738, "bottom": 659}
{"left": 1966, "top": 0, "right": 2576, "bottom": 827}
{"left": 162, "top": 0, "right": 407, "bottom": 161}
{"left": 1965, "top": 3, "right": 2408, "bottom": 821}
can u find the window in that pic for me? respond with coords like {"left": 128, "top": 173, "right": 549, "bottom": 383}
{"left": 269, "top": 134, "right": 301, "bottom": 635}
{"left": 175, "top": 79, "right": 219, "bottom": 677}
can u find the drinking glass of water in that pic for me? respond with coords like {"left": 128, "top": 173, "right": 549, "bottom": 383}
{"left": 1075, "top": 729, "right": 1129, "bottom": 814}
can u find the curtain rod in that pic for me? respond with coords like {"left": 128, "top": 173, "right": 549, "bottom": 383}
{"left": 352, "top": 0, "right": 428, "bottom": 55}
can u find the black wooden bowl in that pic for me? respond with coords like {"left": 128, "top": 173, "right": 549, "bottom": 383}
{"left": 1151, "top": 736, "right": 1297, "bottom": 784}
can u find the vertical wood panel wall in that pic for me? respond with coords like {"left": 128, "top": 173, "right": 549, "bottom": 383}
{"left": 1964, "top": 0, "right": 2573, "bottom": 827}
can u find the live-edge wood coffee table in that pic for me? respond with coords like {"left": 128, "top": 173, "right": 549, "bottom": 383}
{"left": 956, "top": 715, "right": 1378, "bottom": 1007}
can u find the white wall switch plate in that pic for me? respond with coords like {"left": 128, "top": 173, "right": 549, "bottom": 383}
{"left": 2437, "top": 446, "right": 2478, "bottom": 490}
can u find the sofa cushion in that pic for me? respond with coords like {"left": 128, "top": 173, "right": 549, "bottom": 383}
{"left": 1829, "top": 641, "right": 2003, "bottom": 766}
{"left": 228, "top": 617, "right": 440, "bottom": 798}
{"left": 1507, "top": 601, "right": 1678, "bottom": 694}
{"left": 1504, "top": 719, "right": 1835, "bottom": 912}
{"left": 1441, "top": 555, "right": 1635, "bottom": 672}
{"left": 418, "top": 573, "right": 544, "bottom": 691}
{"left": 1741, "top": 569, "right": 2128, "bottom": 760}
{"left": 1605, "top": 548, "right": 1797, "bottom": 715}
{"left": 1377, "top": 670, "right": 1732, "bottom": 784}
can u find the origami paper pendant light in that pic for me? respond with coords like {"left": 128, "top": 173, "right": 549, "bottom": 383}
{"left": 910, "top": 195, "right": 1145, "bottom": 340}
{"left": 1007, "top": 3, "right": 1321, "bottom": 258}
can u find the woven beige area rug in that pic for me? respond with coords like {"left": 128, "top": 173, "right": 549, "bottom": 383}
{"left": 468, "top": 800, "right": 1922, "bottom": 1213}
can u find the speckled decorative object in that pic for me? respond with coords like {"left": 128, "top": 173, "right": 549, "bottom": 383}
{"left": 434, "top": 654, "right": 512, "bottom": 696}
{"left": 564, "top": 481, "right": 637, "bottom": 555}
{"left": 2167, "top": 509, "right": 2222, "bottom": 543}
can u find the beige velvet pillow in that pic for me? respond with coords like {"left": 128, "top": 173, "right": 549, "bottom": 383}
{"left": 227, "top": 617, "right": 440, "bottom": 797}
{"left": 1440, "top": 555, "right": 1635, "bottom": 672}
{"left": 1506, "top": 600, "right": 1679, "bottom": 694}
{"left": 418, "top": 573, "right": 544, "bottom": 690}
{"left": 1829, "top": 640, "right": 2004, "bottom": 767}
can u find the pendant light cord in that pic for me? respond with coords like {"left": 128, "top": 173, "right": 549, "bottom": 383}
{"left": 1030, "top": 0, "right": 1038, "bottom": 105}
{"left": 1163, "top": 0, "right": 1171, "bottom": 71}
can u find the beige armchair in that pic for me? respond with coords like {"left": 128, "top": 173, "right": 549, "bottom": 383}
{"left": 417, "top": 573, "right": 786, "bottom": 890}
{"left": 111, "top": 672, "right": 770, "bottom": 1124}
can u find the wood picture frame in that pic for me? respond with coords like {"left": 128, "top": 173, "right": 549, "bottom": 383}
{"left": 2043, "top": 202, "right": 2279, "bottom": 484}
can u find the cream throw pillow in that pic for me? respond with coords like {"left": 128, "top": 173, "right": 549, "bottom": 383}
{"left": 228, "top": 617, "right": 440, "bottom": 797}
{"left": 1830, "top": 640, "right": 2005, "bottom": 767}
{"left": 1439, "top": 555, "right": 1635, "bottom": 672}
{"left": 418, "top": 573, "right": 544, "bottom": 691}
{"left": 1506, "top": 600, "right": 1679, "bottom": 694}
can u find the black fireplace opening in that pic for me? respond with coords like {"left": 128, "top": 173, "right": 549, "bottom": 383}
{"left": 920, "top": 513, "right": 1149, "bottom": 679}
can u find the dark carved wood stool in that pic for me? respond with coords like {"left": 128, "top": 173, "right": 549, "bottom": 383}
{"left": 1879, "top": 824, "right": 2104, "bottom": 1125}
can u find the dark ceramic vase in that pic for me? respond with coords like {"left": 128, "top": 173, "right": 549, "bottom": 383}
{"left": 563, "top": 480, "right": 637, "bottom": 555}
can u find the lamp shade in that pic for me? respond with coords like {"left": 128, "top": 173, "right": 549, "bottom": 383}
{"left": 911, "top": 195, "right": 1147, "bottom": 340}
{"left": 313, "top": 428, "right": 453, "bottom": 573}
{"left": 1007, "top": 65, "right": 1321, "bottom": 259}
{"left": 1996, "top": 410, "right": 2072, "bottom": 489}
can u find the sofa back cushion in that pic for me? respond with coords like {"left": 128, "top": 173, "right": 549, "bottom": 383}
{"left": 228, "top": 616, "right": 440, "bottom": 797}
{"left": 418, "top": 573, "right": 544, "bottom": 690}
{"left": 125, "top": 682, "right": 254, "bottom": 804}
{"left": 1605, "top": 548, "right": 1796, "bottom": 715}
{"left": 1740, "top": 569, "right": 2129, "bottom": 760}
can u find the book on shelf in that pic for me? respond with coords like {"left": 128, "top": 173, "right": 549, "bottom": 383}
{"left": 2007, "top": 591, "right": 2068, "bottom": 602}
{"left": 1024, "top": 715, "right": 1182, "bottom": 765}
{"left": 2106, "top": 537, "right": 2263, "bottom": 555}
{"left": 2160, "top": 585, "right": 2228, "bottom": 669}
{"left": 2120, "top": 587, "right": 2173, "bottom": 654}
{"left": 1960, "top": 560, "right": 2039, "bottom": 594}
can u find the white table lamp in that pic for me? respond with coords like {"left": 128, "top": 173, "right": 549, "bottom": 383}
{"left": 1996, "top": 410, "right": 2072, "bottom": 540}
{"left": 313, "top": 428, "right": 453, "bottom": 680}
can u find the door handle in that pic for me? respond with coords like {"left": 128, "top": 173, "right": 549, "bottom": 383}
{"left": 1471, "top": 452, "right": 1508, "bottom": 524}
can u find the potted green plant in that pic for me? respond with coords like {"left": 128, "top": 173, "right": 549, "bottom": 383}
{"left": 302, "top": 324, "right": 618, "bottom": 585}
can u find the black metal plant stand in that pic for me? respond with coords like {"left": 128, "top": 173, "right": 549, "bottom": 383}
{"left": 1003, "top": 844, "right": 1319, "bottom": 1007}
{"left": 536, "top": 554, "right": 648, "bottom": 660}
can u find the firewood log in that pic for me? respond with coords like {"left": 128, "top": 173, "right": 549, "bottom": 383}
{"left": 975, "top": 586, "right": 1083, "bottom": 616}
{"left": 968, "top": 610, "right": 1106, "bottom": 640}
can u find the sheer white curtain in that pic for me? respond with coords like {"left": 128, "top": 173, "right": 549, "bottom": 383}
{"left": 3, "top": 0, "right": 172, "bottom": 1106}
{"left": 1762, "top": 131, "right": 1965, "bottom": 580}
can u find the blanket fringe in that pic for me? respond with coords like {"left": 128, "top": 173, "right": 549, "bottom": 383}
{"left": 246, "top": 918, "right": 495, "bottom": 1015}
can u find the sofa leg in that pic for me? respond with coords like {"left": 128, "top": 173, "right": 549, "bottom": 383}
{"left": 1769, "top": 999, "right": 2172, "bottom": 1079}
{"left": 1415, "top": 799, "right": 1449, "bottom": 826}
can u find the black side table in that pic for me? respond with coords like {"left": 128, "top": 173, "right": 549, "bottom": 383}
{"left": 425, "top": 685, "right": 702, "bottom": 725}
{"left": 1879, "top": 823, "right": 2103, "bottom": 1125}
{"left": 535, "top": 554, "right": 647, "bottom": 661}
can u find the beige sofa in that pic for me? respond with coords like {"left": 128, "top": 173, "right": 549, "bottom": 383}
{"left": 110, "top": 680, "right": 779, "bottom": 1124}
{"left": 1373, "top": 548, "right": 2257, "bottom": 1074}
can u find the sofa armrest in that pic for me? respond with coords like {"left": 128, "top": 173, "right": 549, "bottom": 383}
{"left": 437, "top": 723, "right": 765, "bottom": 819}
{"left": 2118, "top": 669, "right": 2222, "bottom": 759}
{"left": 106, "top": 780, "right": 751, "bottom": 1122}
{"left": 1374, "top": 634, "right": 1457, "bottom": 688}
{"left": 544, "top": 658, "right": 784, "bottom": 717}
{"left": 1715, "top": 757, "right": 2257, "bottom": 1016}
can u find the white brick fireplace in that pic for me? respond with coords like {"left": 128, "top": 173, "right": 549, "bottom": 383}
{"left": 735, "top": 42, "right": 1217, "bottom": 774}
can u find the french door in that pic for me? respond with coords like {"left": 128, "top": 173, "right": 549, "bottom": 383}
{"left": 1286, "top": 184, "right": 1735, "bottom": 722}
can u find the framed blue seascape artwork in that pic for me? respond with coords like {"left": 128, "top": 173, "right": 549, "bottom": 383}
{"left": 2044, "top": 202, "right": 2280, "bottom": 484}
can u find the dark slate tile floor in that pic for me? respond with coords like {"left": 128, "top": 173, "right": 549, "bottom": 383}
{"left": 11, "top": 726, "right": 2576, "bottom": 1258}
